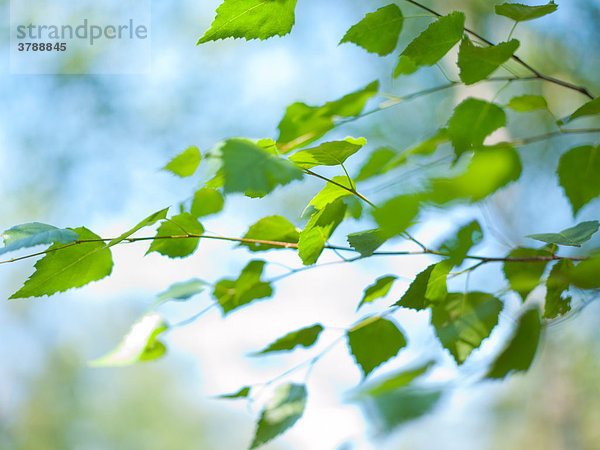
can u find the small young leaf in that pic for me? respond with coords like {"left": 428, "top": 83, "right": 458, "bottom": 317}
{"left": 393, "top": 261, "right": 450, "bottom": 310}
{"left": 486, "top": 308, "right": 542, "bottom": 379}
{"left": 253, "top": 324, "right": 324, "bottom": 355}
{"left": 339, "top": 4, "right": 404, "bottom": 56}
{"left": 306, "top": 176, "right": 353, "bottom": 211}
{"left": 458, "top": 37, "right": 519, "bottom": 85}
{"left": 218, "top": 386, "right": 251, "bottom": 399}
{"left": 10, "top": 227, "right": 113, "bottom": 299}
{"left": 146, "top": 213, "right": 204, "bottom": 258}
{"left": 355, "top": 147, "right": 396, "bottom": 181}
{"left": 0, "top": 223, "right": 79, "bottom": 256}
{"left": 502, "top": 247, "right": 550, "bottom": 301}
{"left": 357, "top": 361, "right": 435, "bottom": 397}
{"left": 190, "top": 188, "right": 224, "bottom": 217}
{"left": 557, "top": 145, "right": 600, "bottom": 215}
{"left": 358, "top": 275, "right": 397, "bottom": 310}
{"left": 89, "top": 312, "right": 168, "bottom": 367}
{"left": 439, "top": 220, "right": 483, "bottom": 266}
{"left": 495, "top": 1, "right": 558, "bottom": 22}
{"left": 347, "top": 317, "right": 407, "bottom": 378}
{"left": 568, "top": 254, "right": 600, "bottom": 290}
{"left": 198, "top": 0, "right": 297, "bottom": 43}
{"left": 241, "top": 215, "right": 299, "bottom": 251}
{"left": 526, "top": 220, "right": 599, "bottom": 247}
{"left": 506, "top": 94, "right": 548, "bottom": 112}
{"left": 372, "top": 195, "right": 420, "bottom": 239}
{"left": 250, "top": 383, "right": 307, "bottom": 449}
{"left": 157, "top": 279, "right": 206, "bottom": 302}
{"left": 544, "top": 259, "right": 573, "bottom": 319}
{"left": 347, "top": 229, "right": 386, "bottom": 257}
{"left": 393, "top": 55, "right": 418, "bottom": 77}
{"left": 213, "top": 260, "right": 273, "bottom": 315}
{"left": 561, "top": 96, "right": 600, "bottom": 124}
{"left": 298, "top": 199, "right": 347, "bottom": 265}
{"left": 289, "top": 137, "right": 366, "bottom": 169}
{"left": 430, "top": 292, "right": 502, "bottom": 364}
{"left": 108, "top": 208, "right": 169, "bottom": 246}
{"left": 162, "top": 146, "right": 201, "bottom": 177}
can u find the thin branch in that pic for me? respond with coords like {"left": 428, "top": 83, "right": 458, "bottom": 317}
{"left": 508, "top": 128, "right": 600, "bottom": 146}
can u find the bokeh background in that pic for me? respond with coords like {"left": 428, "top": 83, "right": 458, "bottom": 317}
{"left": 1, "top": 0, "right": 599, "bottom": 449}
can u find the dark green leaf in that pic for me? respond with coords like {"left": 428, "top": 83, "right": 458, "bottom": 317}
{"left": 0, "top": 223, "right": 79, "bottom": 257}
{"left": 289, "top": 137, "right": 366, "bottom": 169}
{"left": 339, "top": 4, "right": 404, "bottom": 56}
{"left": 358, "top": 275, "right": 398, "bottom": 310}
{"left": 506, "top": 94, "right": 548, "bottom": 112}
{"left": 458, "top": 37, "right": 519, "bottom": 85}
{"left": 10, "top": 227, "right": 113, "bottom": 299}
{"left": 253, "top": 324, "right": 323, "bottom": 355}
{"left": 495, "top": 1, "right": 558, "bottom": 22}
{"left": 162, "top": 146, "right": 201, "bottom": 177}
{"left": 213, "top": 260, "right": 273, "bottom": 315}
{"left": 557, "top": 145, "right": 600, "bottom": 215}
{"left": 347, "top": 317, "right": 407, "bottom": 377}
{"left": 544, "top": 260, "right": 573, "bottom": 319}
{"left": 109, "top": 208, "right": 169, "bottom": 246}
{"left": 355, "top": 147, "right": 396, "bottom": 181}
{"left": 190, "top": 188, "right": 224, "bottom": 217}
{"left": 440, "top": 220, "right": 483, "bottom": 266}
{"left": 526, "top": 220, "right": 599, "bottom": 247}
{"left": 431, "top": 292, "right": 502, "bottom": 364}
{"left": 157, "top": 279, "right": 206, "bottom": 302}
{"left": 241, "top": 215, "right": 299, "bottom": 251}
{"left": 250, "top": 383, "right": 307, "bottom": 449}
{"left": 486, "top": 308, "right": 542, "bottom": 379}
{"left": 306, "top": 176, "right": 353, "bottom": 211}
{"left": 394, "top": 261, "right": 450, "bottom": 310}
{"left": 372, "top": 195, "right": 420, "bottom": 239}
{"left": 146, "top": 213, "right": 204, "bottom": 258}
{"left": 562, "top": 96, "right": 600, "bottom": 124}
{"left": 89, "top": 312, "right": 168, "bottom": 367}
{"left": 198, "top": 0, "right": 297, "bottom": 43}
{"left": 298, "top": 199, "right": 347, "bottom": 265}
{"left": 503, "top": 247, "right": 550, "bottom": 301}
{"left": 347, "top": 229, "right": 386, "bottom": 257}
{"left": 218, "top": 386, "right": 251, "bottom": 399}
{"left": 357, "top": 361, "right": 435, "bottom": 396}
{"left": 568, "top": 254, "right": 600, "bottom": 289}
{"left": 393, "top": 55, "right": 418, "bottom": 77}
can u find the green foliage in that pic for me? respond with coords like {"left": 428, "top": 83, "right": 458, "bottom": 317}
{"left": 218, "top": 386, "right": 251, "bottom": 399}
{"left": 340, "top": 4, "right": 404, "bottom": 56}
{"left": 198, "top": 0, "right": 297, "bottom": 43}
{"left": 346, "top": 229, "right": 386, "bottom": 257}
{"left": 289, "top": 137, "right": 366, "bottom": 169}
{"left": 355, "top": 147, "right": 396, "bottom": 181}
{"left": 190, "top": 188, "right": 224, "bottom": 217}
{"left": 526, "top": 220, "right": 599, "bottom": 247}
{"left": 0, "top": 223, "right": 79, "bottom": 256}
{"left": 562, "top": 96, "right": 600, "bottom": 123}
{"left": 394, "top": 264, "right": 442, "bottom": 310}
{"left": 298, "top": 199, "right": 346, "bottom": 265}
{"left": 439, "top": 220, "right": 483, "bottom": 266}
{"left": 557, "top": 145, "right": 600, "bottom": 215}
{"left": 506, "top": 94, "right": 548, "bottom": 112}
{"left": 250, "top": 383, "right": 307, "bottom": 449}
{"left": 147, "top": 213, "right": 204, "bottom": 258}
{"left": 109, "top": 208, "right": 169, "bottom": 246}
{"left": 356, "top": 361, "right": 434, "bottom": 396}
{"left": 358, "top": 275, "right": 397, "bottom": 310}
{"left": 306, "top": 176, "right": 353, "bottom": 211}
{"left": 347, "top": 317, "right": 407, "bottom": 377}
{"left": 241, "top": 215, "right": 299, "bottom": 251}
{"left": 372, "top": 195, "right": 420, "bottom": 239}
{"left": 162, "top": 147, "right": 201, "bottom": 177}
{"left": 495, "top": 1, "right": 558, "bottom": 22}
{"left": 253, "top": 324, "right": 323, "bottom": 355}
{"left": 503, "top": 247, "right": 550, "bottom": 301}
{"left": 544, "top": 260, "right": 573, "bottom": 319}
{"left": 568, "top": 254, "right": 600, "bottom": 289}
{"left": 458, "top": 38, "right": 519, "bottom": 85}
{"left": 157, "top": 279, "right": 206, "bottom": 303}
{"left": 394, "top": 55, "right": 418, "bottom": 77}
{"left": 213, "top": 260, "right": 273, "bottom": 315}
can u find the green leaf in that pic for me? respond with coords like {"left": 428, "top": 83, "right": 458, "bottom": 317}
{"left": 393, "top": 55, "right": 418, "bottom": 77}
{"left": 506, "top": 94, "right": 548, "bottom": 112}
{"left": 198, "top": 0, "right": 297, "bottom": 43}
{"left": 146, "top": 213, "right": 204, "bottom": 258}
{"left": 253, "top": 324, "right": 323, "bottom": 355}
{"left": 372, "top": 195, "right": 420, "bottom": 239}
{"left": 347, "top": 317, "right": 407, "bottom": 378}
{"left": 241, "top": 215, "right": 299, "bottom": 251}
{"left": 526, "top": 220, "right": 599, "bottom": 247}
{"left": 357, "top": 361, "right": 435, "bottom": 397}
{"left": 400, "top": 12, "right": 465, "bottom": 67}
{"left": 458, "top": 37, "right": 519, "bottom": 85}
{"left": 430, "top": 292, "right": 502, "bottom": 364}
{"left": 250, "top": 383, "right": 307, "bottom": 449}
{"left": 339, "top": 4, "right": 404, "bottom": 56}
{"left": 426, "top": 260, "right": 452, "bottom": 302}
{"left": 562, "top": 96, "right": 600, "bottom": 123}
{"left": 157, "top": 278, "right": 206, "bottom": 302}
{"left": 89, "top": 312, "right": 168, "bottom": 367}
{"left": 162, "top": 146, "right": 201, "bottom": 177}
{"left": 213, "top": 260, "right": 273, "bottom": 315}
{"left": 218, "top": 386, "right": 251, "bottom": 399}
{"left": 277, "top": 81, "right": 379, "bottom": 151}
{"left": 447, "top": 98, "right": 506, "bottom": 158}
{"left": 557, "top": 145, "right": 600, "bottom": 215}
{"left": 386, "top": 129, "right": 450, "bottom": 169}
{"left": 393, "top": 261, "right": 450, "bottom": 310}
{"left": 544, "top": 259, "right": 573, "bottom": 319}
{"left": 0, "top": 223, "right": 79, "bottom": 257}
{"left": 10, "top": 227, "right": 113, "bottom": 299}
{"left": 358, "top": 275, "right": 398, "bottom": 310}
{"left": 221, "top": 138, "right": 303, "bottom": 195}
{"left": 108, "top": 208, "right": 169, "bottom": 246}
{"left": 568, "top": 254, "right": 600, "bottom": 289}
{"left": 347, "top": 229, "right": 386, "bottom": 257}
{"left": 495, "top": 1, "right": 558, "bottom": 22}
{"left": 289, "top": 137, "right": 366, "bottom": 169}
{"left": 355, "top": 147, "right": 396, "bottom": 181}
{"left": 439, "top": 220, "right": 483, "bottom": 266}
{"left": 298, "top": 199, "right": 347, "bottom": 265}
{"left": 190, "top": 188, "right": 224, "bottom": 218}
{"left": 486, "top": 308, "right": 542, "bottom": 379}
{"left": 306, "top": 176, "right": 353, "bottom": 212}
{"left": 502, "top": 247, "right": 550, "bottom": 301}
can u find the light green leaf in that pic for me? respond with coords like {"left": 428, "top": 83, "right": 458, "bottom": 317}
{"left": 393, "top": 55, "right": 418, "bottom": 77}
{"left": 400, "top": 12, "right": 465, "bottom": 67}
{"left": 447, "top": 98, "right": 506, "bottom": 158}
{"left": 218, "top": 386, "right": 251, "bottom": 399}
{"left": 557, "top": 145, "right": 600, "bottom": 215}
{"left": 358, "top": 275, "right": 398, "bottom": 310}
{"left": 544, "top": 260, "right": 573, "bottom": 319}
{"left": 306, "top": 176, "right": 353, "bottom": 212}
{"left": 355, "top": 147, "right": 396, "bottom": 181}
{"left": 253, "top": 324, "right": 323, "bottom": 355}
{"left": 198, "top": 0, "right": 297, "bottom": 43}
{"left": 357, "top": 361, "right": 435, "bottom": 397}
{"left": 298, "top": 199, "right": 347, "bottom": 265}
{"left": 250, "top": 383, "right": 307, "bottom": 449}
{"left": 89, "top": 312, "right": 168, "bottom": 367}
{"left": 439, "top": 220, "right": 483, "bottom": 266}
{"left": 221, "top": 138, "right": 303, "bottom": 195}
{"left": 526, "top": 220, "right": 599, "bottom": 247}
{"left": 562, "top": 97, "right": 600, "bottom": 123}
{"left": 426, "top": 260, "right": 452, "bottom": 302}
{"left": 162, "top": 147, "right": 201, "bottom": 177}
{"left": 157, "top": 279, "right": 206, "bottom": 302}
{"left": 277, "top": 81, "right": 379, "bottom": 151}
{"left": 190, "top": 188, "right": 224, "bottom": 217}
{"left": 458, "top": 37, "right": 519, "bottom": 85}
{"left": 372, "top": 195, "right": 420, "bottom": 239}
{"left": 146, "top": 213, "right": 204, "bottom": 258}
{"left": 486, "top": 308, "right": 542, "bottom": 379}
{"left": 347, "top": 229, "right": 386, "bottom": 257}
{"left": 393, "top": 262, "right": 450, "bottom": 310}
{"left": 108, "top": 208, "right": 169, "bottom": 246}
{"left": 213, "top": 260, "right": 273, "bottom": 315}
{"left": 503, "top": 247, "right": 551, "bottom": 301}
{"left": 347, "top": 317, "right": 407, "bottom": 378}
{"left": 10, "top": 227, "right": 113, "bottom": 299}
{"left": 568, "top": 254, "right": 600, "bottom": 290}
{"left": 0, "top": 223, "right": 79, "bottom": 257}
{"left": 339, "top": 4, "right": 404, "bottom": 56}
{"left": 430, "top": 292, "right": 502, "bottom": 364}
{"left": 289, "top": 137, "right": 366, "bottom": 169}
{"left": 241, "top": 215, "right": 299, "bottom": 251}
{"left": 495, "top": 1, "right": 558, "bottom": 22}
{"left": 506, "top": 94, "right": 548, "bottom": 112}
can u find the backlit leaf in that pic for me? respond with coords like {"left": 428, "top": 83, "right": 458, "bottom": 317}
{"left": 561, "top": 96, "right": 600, "bottom": 123}
{"left": 218, "top": 386, "right": 251, "bottom": 399}
{"left": 157, "top": 278, "right": 206, "bottom": 302}
{"left": 393, "top": 55, "right": 418, "bottom": 77}
{"left": 289, "top": 137, "right": 366, "bottom": 169}
{"left": 557, "top": 145, "right": 600, "bottom": 215}
{"left": 502, "top": 247, "right": 550, "bottom": 301}
{"left": 306, "top": 176, "right": 353, "bottom": 211}
{"left": 355, "top": 147, "right": 396, "bottom": 181}
{"left": 495, "top": 1, "right": 558, "bottom": 22}
{"left": 506, "top": 94, "right": 548, "bottom": 112}
{"left": 568, "top": 254, "right": 600, "bottom": 290}
{"left": 544, "top": 260, "right": 573, "bottom": 319}
{"left": 526, "top": 220, "right": 599, "bottom": 247}
{"left": 213, "top": 260, "right": 273, "bottom": 315}
{"left": 347, "top": 229, "right": 386, "bottom": 257}
{"left": 372, "top": 195, "right": 420, "bottom": 239}
{"left": 358, "top": 275, "right": 397, "bottom": 310}
{"left": 357, "top": 361, "right": 435, "bottom": 397}
{"left": 146, "top": 213, "right": 204, "bottom": 258}
{"left": 0, "top": 223, "right": 79, "bottom": 257}
{"left": 190, "top": 188, "right": 224, "bottom": 217}
{"left": 241, "top": 215, "right": 299, "bottom": 251}
{"left": 253, "top": 324, "right": 323, "bottom": 355}
{"left": 298, "top": 199, "right": 347, "bottom": 265}
{"left": 162, "top": 146, "right": 201, "bottom": 177}
{"left": 439, "top": 220, "right": 483, "bottom": 266}
{"left": 109, "top": 208, "right": 169, "bottom": 246}
{"left": 394, "top": 261, "right": 450, "bottom": 310}
{"left": 458, "top": 37, "right": 519, "bottom": 85}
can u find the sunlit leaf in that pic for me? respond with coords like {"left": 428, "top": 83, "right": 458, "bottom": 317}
{"left": 503, "top": 247, "right": 551, "bottom": 301}
{"left": 568, "top": 254, "right": 600, "bottom": 290}
{"left": 387, "top": 129, "right": 450, "bottom": 169}
{"left": 241, "top": 215, "right": 299, "bottom": 251}
{"left": 306, "top": 176, "right": 353, "bottom": 211}
{"left": 506, "top": 94, "right": 548, "bottom": 112}
{"left": 0, "top": 223, "right": 79, "bottom": 257}
{"left": 347, "top": 229, "right": 386, "bottom": 257}
{"left": 298, "top": 199, "right": 346, "bottom": 265}
{"left": 458, "top": 37, "right": 519, "bottom": 85}
{"left": 372, "top": 195, "right": 420, "bottom": 239}
{"left": 289, "top": 137, "right": 366, "bottom": 169}
{"left": 162, "top": 146, "right": 201, "bottom": 177}
{"left": 394, "top": 261, "right": 450, "bottom": 310}
{"left": 544, "top": 259, "right": 573, "bottom": 319}
{"left": 213, "top": 260, "right": 273, "bottom": 315}
{"left": 439, "top": 220, "right": 483, "bottom": 266}
{"left": 495, "top": 1, "right": 558, "bottom": 22}
{"left": 561, "top": 96, "right": 600, "bottom": 124}
{"left": 357, "top": 361, "right": 435, "bottom": 397}
{"left": 253, "top": 324, "right": 323, "bottom": 355}
{"left": 146, "top": 213, "right": 204, "bottom": 258}
{"left": 109, "top": 208, "right": 169, "bottom": 246}
{"left": 557, "top": 145, "right": 600, "bottom": 215}
{"left": 157, "top": 278, "right": 206, "bottom": 302}
{"left": 190, "top": 188, "right": 224, "bottom": 217}
{"left": 526, "top": 220, "right": 599, "bottom": 247}
{"left": 358, "top": 275, "right": 397, "bottom": 310}
{"left": 355, "top": 147, "right": 396, "bottom": 181}
{"left": 218, "top": 386, "right": 251, "bottom": 399}
{"left": 393, "top": 55, "right": 418, "bottom": 77}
